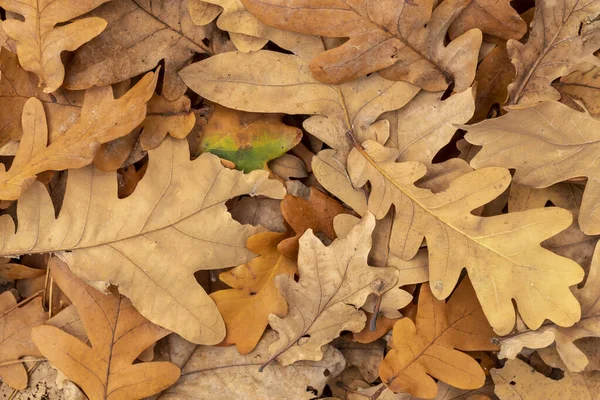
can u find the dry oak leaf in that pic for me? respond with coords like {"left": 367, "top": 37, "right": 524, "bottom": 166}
{"left": 209, "top": 231, "right": 297, "bottom": 354}
{"left": 538, "top": 337, "right": 600, "bottom": 372}
{"left": 383, "top": 87, "right": 475, "bottom": 190}
{"left": 266, "top": 213, "right": 400, "bottom": 366}
{"left": 0, "top": 292, "right": 46, "bottom": 390}
{"left": 448, "top": 0, "right": 526, "bottom": 41}
{"left": 278, "top": 187, "right": 348, "bottom": 259}
{"left": 94, "top": 93, "right": 196, "bottom": 171}
{"left": 64, "top": 0, "right": 213, "bottom": 101}
{"left": 0, "top": 0, "right": 109, "bottom": 93}
{"left": 0, "top": 70, "right": 157, "bottom": 201}
{"left": 0, "top": 136, "right": 284, "bottom": 344}
{"left": 159, "top": 330, "right": 346, "bottom": 400}
{"left": 508, "top": 182, "right": 598, "bottom": 273}
{"left": 0, "top": 258, "right": 45, "bottom": 282}
{"left": 344, "top": 140, "right": 583, "bottom": 335}
{"left": 349, "top": 381, "right": 496, "bottom": 400}
{"left": 31, "top": 258, "right": 180, "bottom": 400}
{"left": 470, "top": 43, "right": 515, "bottom": 122}
{"left": 492, "top": 358, "right": 600, "bottom": 400}
{"left": 498, "top": 241, "right": 600, "bottom": 372}
{"left": 553, "top": 63, "right": 600, "bottom": 116}
{"left": 0, "top": 48, "right": 82, "bottom": 148}
{"left": 379, "top": 278, "right": 498, "bottom": 398}
{"left": 179, "top": 47, "right": 421, "bottom": 153}
{"left": 505, "top": 0, "right": 600, "bottom": 107}
{"left": 198, "top": 104, "right": 301, "bottom": 172}
{"left": 189, "top": 0, "right": 267, "bottom": 52}
{"left": 465, "top": 101, "right": 600, "bottom": 235}
{"left": 241, "top": 0, "right": 482, "bottom": 90}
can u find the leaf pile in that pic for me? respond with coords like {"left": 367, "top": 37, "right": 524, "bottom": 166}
{"left": 2, "top": 0, "right": 600, "bottom": 398}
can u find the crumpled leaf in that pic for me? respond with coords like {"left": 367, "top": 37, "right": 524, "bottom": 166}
{"left": 538, "top": 338, "right": 600, "bottom": 372}
{"left": 0, "top": 136, "right": 284, "bottom": 344}
{"left": 197, "top": 105, "right": 301, "bottom": 172}
{"left": 209, "top": 231, "right": 296, "bottom": 354}
{"left": 334, "top": 338, "right": 385, "bottom": 383}
{"left": 344, "top": 140, "right": 583, "bottom": 335}
{"left": 492, "top": 358, "right": 600, "bottom": 399}
{"left": 498, "top": 241, "right": 600, "bottom": 372}
{"left": 94, "top": 93, "right": 196, "bottom": 171}
{"left": 64, "top": 0, "right": 214, "bottom": 100}
{"left": 0, "top": 0, "right": 109, "bottom": 93}
{"left": 448, "top": 0, "right": 526, "bottom": 40}
{"left": 0, "top": 70, "right": 158, "bottom": 200}
{"left": 31, "top": 258, "right": 180, "bottom": 400}
{"left": 278, "top": 187, "right": 348, "bottom": 259}
{"left": 0, "top": 48, "right": 81, "bottom": 147}
{"left": 465, "top": 101, "right": 600, "bottom": 235}
{"left": 267, "top": 213, "right": 400, "bottom": 366}
{"left": 241, "top": 0, "right": 482, "bottom": 90}
{"left": 379, "top": 278, "right": 498, "bottom": 398}
{"left": 0, "top": 292, "right": 46, "bottom": 390}
{"left": 553, "top": 63, "right": 600, "bottom": 116}
{"left": 505, "top": 0, "right": 600, "bottom": 106}
{"left": 160, "top": 330, "right": 346, "bottom": 400}
{"left": 179, "top": 39, "right": 420, "bottom": 153}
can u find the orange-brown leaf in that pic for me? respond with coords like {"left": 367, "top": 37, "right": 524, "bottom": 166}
{"left": 210, "top": 231, "right": 297, "bottom": 354}
{"left": 379, "top": 278, "right": 498, "bottom": 398}
{"left": 31, "top": 258, "right": 180, "bottom": 400}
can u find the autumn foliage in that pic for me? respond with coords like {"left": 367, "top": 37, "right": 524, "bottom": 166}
{"left": 1, "top": 0, "right": 600, "bottom": 399}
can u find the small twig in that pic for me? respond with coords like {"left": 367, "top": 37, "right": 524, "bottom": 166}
{"left": 0, "top": 358, "right": 46, "bottom": 367}
{"left": 0, "top": 290, "right": 45, "bottom": 320}
{"left": 369, "top": 295, "right": 383, "bottom": 332}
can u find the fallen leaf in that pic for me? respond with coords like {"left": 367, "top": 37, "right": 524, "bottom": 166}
{"left": 345, "top": 139, "right": 583, "bottom": 335}
{"left": 379, "top": 278, "right": 498, "bottom": 398}
{"left": 505, "top": 0, "right": 600, "bottom": 106}
{"left": 94, "top": 93, "right": 196, "bottom": 171}
{"left": 0, "top": 0, "right": 109, "bottom": 93}
{"left": 383, "top": 87, "right": 475, "bottom": 188}
{"left": 465, "top": 101, "right": 600, "bottom": 235}
{"left": 31, "top": 258, "right": 181, "bottom": 400}
{"left": 269, "top": 154, "right": 308, "bottom": 180}
{"left": 0, "top": 136, "right": 284, "bottom": 344}
{"left": 349, "top": 381, "right": 496, "bottom": 400}
{"left": 241, "top": 0, "right": 482, "bottom": 90}
{"left": 190, "top": 0, "right": 267, "bottom": 52}
{"left": 353, "top": 313, "right": 399, "bottom": 344}
{"left": 508, "top": 182, "right": 598, "bottom": 273}
{"left": 538, "top": 338, "right": 600, "bottom": 372}
{"left": 0, "top": 70, "right": 158, "bottom": 200}
{"left": 492, "top": 358, "right": 600, "bottom": 399}
{"left": 498, "top": 241, "right": 600, "bottom": 372}
{"left": 159, "top": 330, "right": 346, "bottom": 399}
{"left": 64, "top": 0, "right": 214, "bottom": 100}
{"left": 229, "top": 197, "right": 286, "bottom": 232}
{"left": 448, "top": 0, "right": 526, "bottom": 40}
{"left": 278, "top": 187, "right": 348, "bottom": 259}
{"left": 471, "top": 43, "right": 515, "bottom": 122}
{"left": 197, "top": 105, "right": 301, "bottom": 172}
{"left": 335, "top": 338, "right": 386, "bottom": 383}
{"left": 553, "top": 63, "right": 600, "bottom": 116}
{"left": 0, "top": 292, "right": 46, "bottom": 390}
{"left": 0, "top": 259, "right": 45, "bottom": 282}
{"left": 0, "top": 48, "right": 82, "bottom": 147}
{"left": 267, "top": 213, "right": 400, "bottom": 365}
{"left": 210, "top": 231, "right": 296, "bottom": 354}
{"left": 179, "top": 40, "right": 421, "bottom": 152}
{"left": 311, "top": 150, "right": 368, "bottom": 215}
